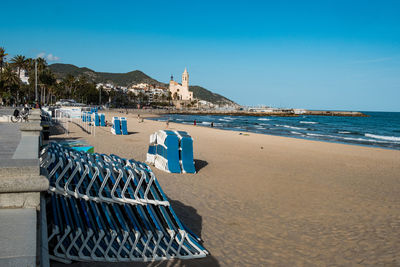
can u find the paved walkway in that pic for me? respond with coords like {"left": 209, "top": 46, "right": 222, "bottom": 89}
{"left": 0, "top": 123, "right": 21, "bottom": 159}
{"left": 0, "top": 209, "right": 37, "bottom": 267}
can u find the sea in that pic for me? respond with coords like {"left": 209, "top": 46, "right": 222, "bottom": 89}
{"left": 150, "top": 112, "right": 400, "bottom": 150}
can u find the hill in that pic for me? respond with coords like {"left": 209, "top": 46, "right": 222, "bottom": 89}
{"left": 49, "top": 63, "right": 235, "bottom": 105}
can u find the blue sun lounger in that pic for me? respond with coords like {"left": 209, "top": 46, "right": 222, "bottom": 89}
{"left": 100, "top": 113, "right": 106, "bottom": 127}
{"left": 41, "top": 142, "right": 208, "bottom": 263}
{"left": 111, "top": 117, "right": 121, "bottom": 135}
{"left": 120, "top": 117, "right": 128, "bottom": 135}
{"left": 174, "top": 131, "right": 196, "bottom": 174}
{"left": 94, "top": 113, "right": 100, "bottom": 126}
{"left": 146, "top": 130, "right": 196, "bottom": 174}
{"left": 146, "top": 132, "right": 158, "bottom": 165}
{"left": 154, "top": 130, "right": 181, "bottom": 173}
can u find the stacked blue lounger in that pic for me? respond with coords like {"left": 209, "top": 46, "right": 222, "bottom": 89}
{"left": 111, "top": 117, "right": 128, "bottom": 135}
{"left": 146, "top": 130, "right": 196, "bottom": 174}
{"left": 111, "top": 117, "right": 121, "bottom": 135}
{"left": 94, "top": 113, "right": 100, "bottom": 126}
{"left": 120, "top": 117, "right": 128, "bottom": 135}
{"left": 40, "top": 142, "right": 208, "bottom": 263}
{"left": 100, "top": 113, "right": 106, "bottom": 127}
{"left": 174, "top": 131, "right": 196, "bottom": 174}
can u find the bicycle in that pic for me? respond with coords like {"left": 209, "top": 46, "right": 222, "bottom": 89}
{"left": 11, "top": 108, "right": 29, "bottom": 123}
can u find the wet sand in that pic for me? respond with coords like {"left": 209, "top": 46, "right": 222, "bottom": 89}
{"left": 51, "top": 110, "right": 400, "bottom": 266}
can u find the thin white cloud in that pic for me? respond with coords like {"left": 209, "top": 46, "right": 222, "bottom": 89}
{"left": 36, "top": 52, "right": 60, "bottom": 61}
{"left": 46, "top": 54, "right": 60, "bottom": 61}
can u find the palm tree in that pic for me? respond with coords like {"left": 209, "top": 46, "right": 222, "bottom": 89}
{"left": 10, "top": 55, "right": 28, "bottom": 103}
{"left": 0, "top": 47, "right": 8, "bottom": 80}
{"left": 36, "top": 57, "right": 47, "bottom": 72}
{"left": 63, "top": 74, "right": 76, "bottom": 98}
{"left": 10, "top": 55, "right": 27, "bottom": 80}
{"left": 2, "top": 65, "right": 20, "bottom": 105}
{"left": 39, "top": 69, "right": 56, "bottom": 104}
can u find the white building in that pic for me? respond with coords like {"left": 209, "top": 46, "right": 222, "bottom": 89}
{"left": 169, "top": 68, "right": 193, "bottom": 101}
{"left": 131, "top": 83, "right": 149, "bottom": 89}
{"left": 16, "top": 69, "right": 29, "bottom": 84}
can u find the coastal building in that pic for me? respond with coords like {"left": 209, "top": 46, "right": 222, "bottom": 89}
{"left": 96, "top": 83, "right": 115, "bottom": 92}
{"left": 19, "top": 69, "right": 29, "bottom": 84}
{"left": 169, "top": 68, "right": 193, "bottom": 101}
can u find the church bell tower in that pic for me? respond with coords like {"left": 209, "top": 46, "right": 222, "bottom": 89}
{"left": 182, "top": 67, "right": 189, "bottom": 88}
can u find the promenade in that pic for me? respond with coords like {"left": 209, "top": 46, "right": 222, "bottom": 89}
{"left": 0, "top": 122, "right": 20, "bottom": 159}
{"left": 0, "top": 110, "right": 49, "bottom": 267}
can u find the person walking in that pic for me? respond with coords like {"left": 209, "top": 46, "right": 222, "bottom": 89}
{"left": 194, "top": 120, "right": 197, "bottom": 126}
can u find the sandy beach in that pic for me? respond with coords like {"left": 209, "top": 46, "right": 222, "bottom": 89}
{"left": 51, "top": 111, "right": 400, "bottom": 266}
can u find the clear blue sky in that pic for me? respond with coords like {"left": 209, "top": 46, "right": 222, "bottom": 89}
{"left": 1, "top": 0, "right": 400, "bottom": 111}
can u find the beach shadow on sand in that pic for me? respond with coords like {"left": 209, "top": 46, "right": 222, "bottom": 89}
{"left": 194, "top": 159, "right": 208, "bottom": 173}
{"left": 49, "top": 136, "right": 81, "bottom": 143}
{"left": 50, "top": 123, "right": 70, "bottom": 136}
{"left": 50, "top": 197, "right": 220, "bottom": 267}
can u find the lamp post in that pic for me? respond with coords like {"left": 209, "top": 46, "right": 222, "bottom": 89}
{"left": 35, "top": 59, "right": 38, "bottom": 102}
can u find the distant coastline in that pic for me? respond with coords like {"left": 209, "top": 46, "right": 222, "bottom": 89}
{"left": 166, "top": 110, "right": 368, "bottom": 117}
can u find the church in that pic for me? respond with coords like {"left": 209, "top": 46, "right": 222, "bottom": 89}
{"left": 169, "top": 68, "right": 193, "bottom": 101}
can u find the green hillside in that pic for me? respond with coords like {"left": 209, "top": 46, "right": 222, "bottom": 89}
{"left": 49, "top": 63, "right": 235, "bottom": 105}
{"left": 189, "top": 85, "right": 234, "bottom": 105}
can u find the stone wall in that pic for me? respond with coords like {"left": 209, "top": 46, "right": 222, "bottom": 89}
{"left": 0, "top": 109, "right": 49, "bottom": 267}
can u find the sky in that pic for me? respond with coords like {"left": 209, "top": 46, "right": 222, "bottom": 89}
{"left": 1, "top": 0, "right": 400, "bottom": 111}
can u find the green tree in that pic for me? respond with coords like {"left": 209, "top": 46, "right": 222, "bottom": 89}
{"left": 0, "top": 47, "right": 8, "bottom": 78}
{"left": 63, "top": 74, "right": 76, "bottom": 98}
{"left": 10, "top": 55, "right": 28, "bottom": 103}
{"left": 10, "top": 55, "right": 27, "bottom": 80}
{"left": 39, "top": 69, "right": 56, "bottom": 104}
{"left": 1, "top": 65, "right": 19, "bottom": 105}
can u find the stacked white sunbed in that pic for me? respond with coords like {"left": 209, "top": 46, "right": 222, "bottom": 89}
{"left": 111, "top": 117, "right": 128, "bottom": 135}
{"left": 40, "top": 142, "right": 207, "bottom": 263}
{"left": 146, "top": 130, "right": 196, "bottom": 174}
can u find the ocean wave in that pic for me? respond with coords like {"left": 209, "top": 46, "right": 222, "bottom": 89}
{"left": 201, "top": 121, "right": 211, "bottom": 125}
{"left": 365, "top": 133, "right": 400, "bottom": 142}
{"left": 275, "top": 124, "right": 307, "bottom": 130}
{"left": 341, "top": 136, "right": 390, "bottom": 143}
{"left": 338, "top": 131, "right": 351, "bottom": 134}
{"left": 300, "top": 121, "right": 318, "bottom": 124}
{"left": 306, "top": 133, "right": 390, "bottom": 143}
{"left": 219, "top": 118, "right": 231, "bottom": 122}
{"left": 306, "top": 133, "right": 339, "bottom": 139}
{"left": 258, "top": 118, "right": 271, "bottom": 121}
{"left": 291, "top": 131, "right": 302, "bottom": 135}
